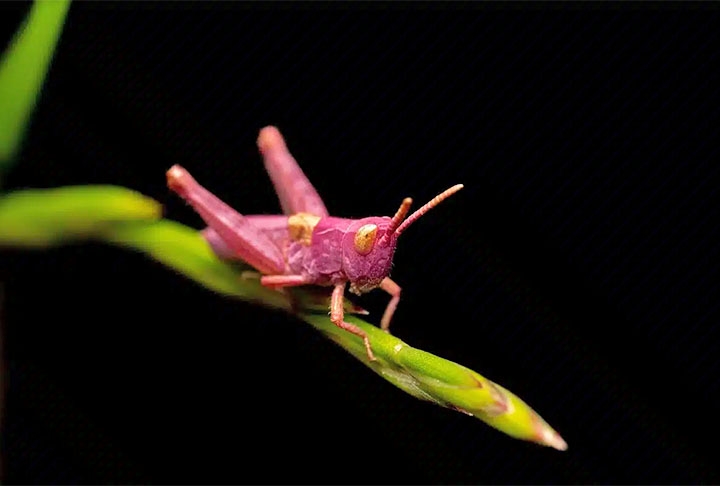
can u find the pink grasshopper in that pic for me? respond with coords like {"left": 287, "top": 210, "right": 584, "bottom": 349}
{"left": 167, "top": 126, "right": 463, "bottom": 361}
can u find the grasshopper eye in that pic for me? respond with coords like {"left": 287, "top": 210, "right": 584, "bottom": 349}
{"left": 354, "top": 224, "right": 378, "bottom": 255}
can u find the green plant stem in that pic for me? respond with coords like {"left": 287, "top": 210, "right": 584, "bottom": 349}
{"left": 0, "top": 185, "right": 567, "bottom": 451}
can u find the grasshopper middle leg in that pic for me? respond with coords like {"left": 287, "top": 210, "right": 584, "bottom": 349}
{"left": 332, "top": 283, "right": 375, "bottom": 361}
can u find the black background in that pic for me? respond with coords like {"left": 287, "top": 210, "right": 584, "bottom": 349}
{"left": 2, "top": 2, "right": 720, "bottom": 484}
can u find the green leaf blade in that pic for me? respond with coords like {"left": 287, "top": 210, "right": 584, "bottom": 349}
{"left": 0, "top": 185, "right": 161, "bottom": 247}
{"left": 0, "top": 0, "right": 71, "bottom": 168}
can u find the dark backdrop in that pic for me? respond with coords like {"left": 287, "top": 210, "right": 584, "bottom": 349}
{"left": 2, "top": 2, "right": 719, "bottom": 484}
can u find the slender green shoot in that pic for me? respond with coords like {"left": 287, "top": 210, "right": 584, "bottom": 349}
{"left": 0, "top": 0, "right": 71, "bottom": 170}
{"left": 0, "top": 185, "right": 567, "bottom": 450}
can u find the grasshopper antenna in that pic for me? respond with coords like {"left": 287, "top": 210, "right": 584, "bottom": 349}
{"left": 382, "top": 197, "right": 413, "bottom": 242}
{"left": 380, "top": 197, "right": 412, "bottom": 246}
{"left": 393, "top": 184, "right": 464, "bottom": 238}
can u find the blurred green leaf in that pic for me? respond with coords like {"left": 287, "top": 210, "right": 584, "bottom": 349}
{"left": 0, "top": 0, "right": 71, "bottom": 171}
{"left": 0, "top": 185, "right": 160, "bottom": 246}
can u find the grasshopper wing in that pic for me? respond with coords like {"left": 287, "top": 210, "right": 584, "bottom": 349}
{"left": 257, "top": 126, "right": 330, "bottom": 217}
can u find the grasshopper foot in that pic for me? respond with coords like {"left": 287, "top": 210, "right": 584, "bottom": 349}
{"left": 362, "top": 335, "right": 376, "bottom": 362}
{"left": 330, "top": 316, "right": 376, "bottom": 361}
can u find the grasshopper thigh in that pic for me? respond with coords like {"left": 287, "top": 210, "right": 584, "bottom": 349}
{"left": 167, "top": 165, "right": 286, "bottom": 275}
{"left": 257, "top": 126, "right": 330, "bottom": 218}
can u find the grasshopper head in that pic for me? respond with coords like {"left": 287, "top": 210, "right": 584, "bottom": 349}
{"left": 342, "top": 216, "right": 398, "bottom": 295}
{"left": 341, "top": 184, "right": 464, "bottom": 295}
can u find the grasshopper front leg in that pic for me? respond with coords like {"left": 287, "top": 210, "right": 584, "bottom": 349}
{"left": 379, "top": 277, "right": 402, "bottom": 333}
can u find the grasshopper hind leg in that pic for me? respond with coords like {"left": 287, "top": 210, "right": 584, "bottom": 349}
{"left": 167, "top": 165, "right": 286, "bottom": 275}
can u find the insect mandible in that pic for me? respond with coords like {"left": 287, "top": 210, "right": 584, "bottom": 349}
{"left": 166, "top": 126, "right": 463, "bottom": 361}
